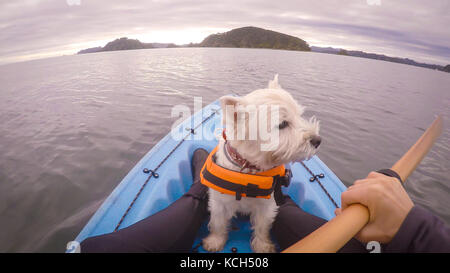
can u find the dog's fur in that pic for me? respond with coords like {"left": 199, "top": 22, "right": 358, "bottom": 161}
{"left": 202, "top": 75, "right": 321, "bottom": 253}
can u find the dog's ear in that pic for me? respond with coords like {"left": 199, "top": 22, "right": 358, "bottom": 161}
{"left": 220, "top": 96, "right": 240, "bottom": 119}
{"left": 220, "top": 96, "right": 239, "bottom": 110}
{"left": 268, "top": 74, "right": 282, "bottom": 89}
{"left": 220, "top": 96, "right": 240, "bottom": 134}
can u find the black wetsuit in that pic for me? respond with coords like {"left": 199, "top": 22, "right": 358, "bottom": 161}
{"left": 79, "top": 179, "right": 450, "bottom": 253}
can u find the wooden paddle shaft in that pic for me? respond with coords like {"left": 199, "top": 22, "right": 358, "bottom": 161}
{"left": 283, "top": 204, "right": 369, "bottom": 253}
{"left": 282, "top": 115, "right": 443, "bottom": 253}
{"left": 392, "top": 116, "right": 443, "bottom": 182}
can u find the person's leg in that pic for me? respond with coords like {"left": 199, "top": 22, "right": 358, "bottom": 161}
{"left": 80, "top": 149, "right": 210, "bottom": 253}
{"left": 272, "top": 196, "right": 367, "bottom": 253}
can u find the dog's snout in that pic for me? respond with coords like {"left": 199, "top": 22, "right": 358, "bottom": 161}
{"left": 310, "top": 136, "right": 322, "bottom": 148}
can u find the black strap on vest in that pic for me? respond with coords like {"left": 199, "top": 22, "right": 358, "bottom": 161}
{"left": 202, "top": 167, "right": 291, "bottom": 206}
{"left": 272, "top": 169, "right": 292, "bottom": 206}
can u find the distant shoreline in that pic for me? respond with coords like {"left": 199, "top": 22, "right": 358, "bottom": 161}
{"left": 77, "top": 27, "right": 449, "bottom": 73}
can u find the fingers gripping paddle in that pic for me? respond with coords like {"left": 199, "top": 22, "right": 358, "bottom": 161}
{"left": 282, "top": 115, "right": 443, "bottom": 253}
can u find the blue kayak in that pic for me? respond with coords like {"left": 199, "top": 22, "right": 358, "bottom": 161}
{"left": 72, "top": 98, "right": 346, "bottom": 253}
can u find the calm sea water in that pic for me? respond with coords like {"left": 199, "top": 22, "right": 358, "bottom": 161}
{"left": 0, "top": 48, "right": 449, "bottom": 252}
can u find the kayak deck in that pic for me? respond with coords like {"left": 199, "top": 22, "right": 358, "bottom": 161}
{"left": 73, "top": 99, "right": 346, "bottom": 253}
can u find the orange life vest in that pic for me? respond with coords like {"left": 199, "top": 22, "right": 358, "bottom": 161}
{"left": 200, "top": 145, "right": 291, "bottom": 204}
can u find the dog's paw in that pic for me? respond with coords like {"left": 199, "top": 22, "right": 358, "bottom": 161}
{"left": 251, "top": 237, "right": 276, "bottom": 253}
{"left": 202, "top": 234, "right": 227, "bottom": 252}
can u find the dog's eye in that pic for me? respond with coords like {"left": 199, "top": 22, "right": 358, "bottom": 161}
{"left": 278, "top": 120, "right": 289, "bottom": 129}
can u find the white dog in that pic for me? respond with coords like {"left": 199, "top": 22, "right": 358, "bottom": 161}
{"left": 202, "top": 75, "right": 321, "bottom": 253}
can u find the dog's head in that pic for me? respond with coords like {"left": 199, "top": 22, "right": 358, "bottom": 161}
{"left": 220, "top": 75, "right": 321, "bottom": 169}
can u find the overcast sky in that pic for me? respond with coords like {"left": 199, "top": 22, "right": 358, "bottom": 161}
{"left": 1, "top": 0, "right": 449, "bottom": 65}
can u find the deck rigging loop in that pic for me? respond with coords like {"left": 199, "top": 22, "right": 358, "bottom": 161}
{"left": 142, "top": 168, "right": 159, "bottom": 178}
{"left": 114, "top": 110, "right": 218, "bottom": 231}
{"left": 299, "top": 161, "right": 339, "bottom": 208}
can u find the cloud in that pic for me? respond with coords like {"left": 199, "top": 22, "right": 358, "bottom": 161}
{"left": 0, "top": 0, "right": 449, "bottom": 65}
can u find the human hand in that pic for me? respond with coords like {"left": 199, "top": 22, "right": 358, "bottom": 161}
{"left": 335, "top": 171, "right": 414, "bottom": 244}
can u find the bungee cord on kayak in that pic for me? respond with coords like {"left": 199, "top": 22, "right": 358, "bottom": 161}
{"left": 114, "top": 110, "right": 219, "bottom": 231}
{"left": 299, "top": 161, "right": 338, "bottom": 208}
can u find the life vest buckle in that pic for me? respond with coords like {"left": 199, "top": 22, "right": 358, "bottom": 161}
{"left": 277, "top": 169, "right": 292, "bottom": 187}
{"left": 235, "top": 183, "right": 259, "bottom": 200}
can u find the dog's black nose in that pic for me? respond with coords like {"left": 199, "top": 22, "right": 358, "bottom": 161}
{"left": 310, "top": 136, "right": 322, "bottom": 148}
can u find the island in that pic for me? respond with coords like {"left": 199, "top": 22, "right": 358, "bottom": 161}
{"left": 77, "top": 37, "right": 176, "bottom": 54}
{"left": 198, "top": 26, "right": 310, "bottom": 51}
{"left": 310, "top": 46, "right": 446, "bottom": 71}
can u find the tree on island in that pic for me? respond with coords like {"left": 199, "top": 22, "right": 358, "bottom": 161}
{"left": 338, "top": 49, "right": 348, "bottom": 56}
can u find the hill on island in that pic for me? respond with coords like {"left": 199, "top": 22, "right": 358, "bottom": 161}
{"left": 78, "top": 37, "right": 176, "bottom": 54}
{"left": 199, "top": 26, "right": 310, "bottom": 51}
